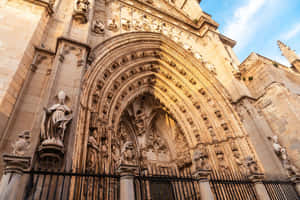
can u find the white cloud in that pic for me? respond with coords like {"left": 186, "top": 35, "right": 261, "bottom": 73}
{"left": 281, "top": 23, "right": 300, "bottom": 40}
{"left": 223, "top": 0, "right": 269, "bottom": 50}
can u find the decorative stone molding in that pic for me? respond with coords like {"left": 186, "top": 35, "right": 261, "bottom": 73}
{"left": 2, "top": 155, "right": 31, "bottom": 174}
{"left": 108, "top": 19, "right": 118, "bottom": 32}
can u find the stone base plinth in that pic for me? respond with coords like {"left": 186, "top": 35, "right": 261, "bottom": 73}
{"left": 38, "top": 141, "right": 64, "bottom": 168}
{"left": 192, "top": 169, "right": 212, "bottom": 180}
{"left": 2, "top": 154, "right": 31, "bottom": 174}
{"left": 290, "top": 175, "right": 300, "bottom": 196}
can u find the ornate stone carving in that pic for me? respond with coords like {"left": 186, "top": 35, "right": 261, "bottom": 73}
{"left": 92, "top": 20, "right": 105, "bottom": 34}
{"left": 39, "top": 91, "right": 72, "bottom": 167}
{"left": 120, "top": 141, "right": 136, "bottom": 165}
{"left": 215, "top": 145, "right": 228, "bottom": 172}
{"left": 12, "top": 131, "right": 31, "bottom": 156}
{"left": 73, "top": 0, "right": 89, "bottom": 23}
{"left": 86, "top": 129, "right": 99, "bottom": 172}
{"left": 268, "top": 136, "right": 299, "bottom": 176}
{"left": 193, "top": 147, "right": 210, "bottom": 171}
{"left": 108, "top": 19, "right": 118, "bottom": 31}
{"left": 244, "top": 156, "right": 261, "bottom": 176}
{"left": 121, "top": 19, "right": 130, "bottom": 31}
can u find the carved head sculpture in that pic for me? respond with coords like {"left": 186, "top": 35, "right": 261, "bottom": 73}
{"left": 58, "top": 90, "right": 66, "bottom": 104}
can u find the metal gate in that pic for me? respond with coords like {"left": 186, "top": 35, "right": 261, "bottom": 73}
{"left": 263, "top": 180, "right": 299, "bottom": 200}
{"left": 134, "top": 168, "right": 200, "bottom": 200}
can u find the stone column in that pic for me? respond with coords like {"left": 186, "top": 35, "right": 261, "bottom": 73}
{"left": 0, "top": 154, "right": 31, "bottom": 200}
{"left": 290, "top": 175, "right": 300, "bottom": 196}
{"left": 193, "top": 170, "right": 214, "bottom": 200}
{"left": 249, "top": 173, "right": 271, "bottom": 200}
{"left": 117, "top": 164, "right": 138, "bottom": 200}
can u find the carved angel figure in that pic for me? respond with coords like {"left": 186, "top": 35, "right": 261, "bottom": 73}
{"left": 12, "top": 131, "right": 31, "bottom": 156}
{"left": 40, "top": 91, "right": 72, "bottom": 146}
{"left": 120, "top": 141, "right": 136, "bottom": 165}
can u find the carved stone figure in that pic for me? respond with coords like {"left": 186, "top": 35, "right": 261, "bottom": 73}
{"left": 87, "top": 129, "right": 99, "bottom": 172}
{"left": 121, "top": 19, "right": 130, "bottom": 31}
{"left": 73, "top": 0, "right": 89, "bottom": 23}
{"left": 108, "top": 19, "right": 118, "bottom": 31}
{"left": 268, "top": 136, "right": 299, "bottom": 176}
{"left": 215, "top": 145, "right": 228, "bottom": 172}
{"left": 12, "top": 131, "right": 31, "bottom": 156}
{"left": 92, "top": 20, "right": 105, "bottom": 34}
{"left": 40, "top": 90, "right": 72, "bottom": 147}
{"left": 192, "top": 148, "right": 210, "bottom": 171}
{"left": 245, "top": 156, "right": 260, "bottom": 175}
{"left": 120, "top": 141, "right": 136, "bottom": 165}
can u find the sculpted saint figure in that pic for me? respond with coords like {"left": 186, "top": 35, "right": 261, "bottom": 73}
{"left": 87, "top": 129, "right": 99, "bottom": 172}
{"left": 40, "top": 91, "right": 72, "bottom": 146}
{"left": 93, "top": 20, "right": 105, "bottom": 34}
{"left": 245, "top": 156, "right": 260, "bottom": 175}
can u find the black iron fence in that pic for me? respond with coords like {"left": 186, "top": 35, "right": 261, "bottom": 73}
{"left": 209, "top": 171, "right": 258, "bottom": 200}
{"left": 23, "top": 169, "right": 120, "bottom": 200}
{"left": 22, "top": 168, "right": 299, "bottom": 200}
{"left": 134, "top": 168, "right": 200, "bottom": 200}
{"left": 263, "top": 180, "right": 299, "bottom": 200}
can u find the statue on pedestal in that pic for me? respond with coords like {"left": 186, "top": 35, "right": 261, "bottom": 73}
{"left": 39, "top": 91, "right": 72, "bottom": 168}
{"left": 192, "top": 147, "right": 210, "bottom": 171}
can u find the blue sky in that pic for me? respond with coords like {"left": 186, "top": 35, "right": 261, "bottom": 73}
{"left": 201, "top": 0, "right": 300, "bottom": 65}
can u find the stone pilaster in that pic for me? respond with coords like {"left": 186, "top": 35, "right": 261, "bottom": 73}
{"left": 0, "top": 154, "right": 31, "bottom": 200}
{"left": 117, "top": 164, "right": 138, "bottom": 200}
{"left": 192, "top": 170, "right": 214, "bottom": 200}
{"left": 290, "top": 175, "right": 300, "bottom": 196}
{"left": 249, "top": 173, "right": 271, "bottom": 200}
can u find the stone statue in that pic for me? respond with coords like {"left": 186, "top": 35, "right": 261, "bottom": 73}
{"left": 192, "top": 148, "right": 210, "bottom": 171}
{"left": 12, "top": 131, "right": 31, "bottom": 156}
{"left": 87, "top": 129, "right": 99, "bottom": 172}
{"left": 268, "top": 135, "right": 299, "bottom": 176}
{"left": 92, "top": 20, "right": 105, "bottom": 34}
{"left": 40, "top": 90, "right": 72, "bottom": 147}
{"left": 245, "top": 156, "right": 260, "bottom": 175}
{"left": 120, "top": 141, "right": 136, "bottom": 165}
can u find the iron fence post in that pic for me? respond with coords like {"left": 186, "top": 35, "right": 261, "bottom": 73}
{"left": 249, "top": 173, "right": 271, "bottom": 200}
{"left": 193, "top": 169, "right": 214, "bottom": 200}
{"left": 117, "top": 163, "right": 138, "bottom": 200}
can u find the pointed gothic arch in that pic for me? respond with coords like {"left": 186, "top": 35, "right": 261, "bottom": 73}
{"left": 73, "top": 32, "right": 260, "bottom": 174}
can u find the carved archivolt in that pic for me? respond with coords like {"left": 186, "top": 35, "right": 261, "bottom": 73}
{"left": 74, "top": 33, "right": 260, "bottom": 173}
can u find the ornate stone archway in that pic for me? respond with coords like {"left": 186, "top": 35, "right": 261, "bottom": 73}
{"left": 73, "top": 32, "right": 261, "bottom": 175}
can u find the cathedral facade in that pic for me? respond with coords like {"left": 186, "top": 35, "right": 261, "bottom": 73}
{"left": 0, "top": 0, "right": 299, "bottom": 199}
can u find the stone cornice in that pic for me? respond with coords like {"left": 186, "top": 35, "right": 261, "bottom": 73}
{"left": 219, "top": 33, "right": 236, "bottom": 48}
{"left": 23, "top": 0, "right": 54, "bottom": 15}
